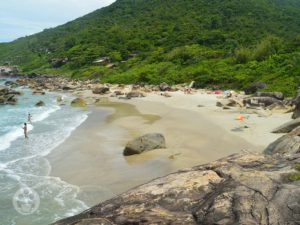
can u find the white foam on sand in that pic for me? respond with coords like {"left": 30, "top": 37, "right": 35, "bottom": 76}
{"left": 38, "top": 112, "right": 89, "bottom": 157}
{"left": 1, "top": 110, "right": 89, "bottom": 171}
{"left": 33, "top": 105, "right": 60, "bottom": 123}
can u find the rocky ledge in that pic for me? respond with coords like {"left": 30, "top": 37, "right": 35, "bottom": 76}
{"left": 53, "top": 151, "right": 300, "bottom": 224}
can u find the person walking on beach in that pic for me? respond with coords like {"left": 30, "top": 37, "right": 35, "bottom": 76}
{"left": 27, "top": 113, "right": 32, "bottom": 124}
{"left": 22, "top": 123, "right": 28, "bottom": 139}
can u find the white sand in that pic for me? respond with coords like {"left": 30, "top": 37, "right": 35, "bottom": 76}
{"left": 48, "top": 89, "right": 292, "bottom": 205}
{"left": 111, "top": 91, "right": 292, "bottom": 150}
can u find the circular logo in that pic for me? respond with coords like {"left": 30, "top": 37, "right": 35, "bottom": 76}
{"left": 13, "top": 187, "right": 40, "bottom": 215}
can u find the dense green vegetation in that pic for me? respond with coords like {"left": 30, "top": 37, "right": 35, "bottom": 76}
{"left": 0, "top": 0, "right": 300, "bottom": 95}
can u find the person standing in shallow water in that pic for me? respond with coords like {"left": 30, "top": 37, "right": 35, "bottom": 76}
{"left": 22, "top": 123, "right": 28, "bottom": 139}
{"left": 28, "top": 113, "right": 32, "bottom": 124}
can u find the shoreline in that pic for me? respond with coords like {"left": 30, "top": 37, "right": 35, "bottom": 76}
{"left": 47, "top": 89, "right": 291, "bottom": 207}
{"left": 2, "top": 76, "right": 296, "bottom": 224}
{"left": 0, "top": 80, "right": 92, "bottom": 225}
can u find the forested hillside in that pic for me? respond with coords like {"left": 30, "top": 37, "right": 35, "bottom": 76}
{"left": 1, "top": 0, "right": 300, "bottom": 95}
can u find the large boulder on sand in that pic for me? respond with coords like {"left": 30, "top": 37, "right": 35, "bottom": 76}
{"left": 71, "top": 98, "right": 87, "bottom": 107}
{"left": 123, "top": 133, "right": 166, "bottom": 156}
{"left": 272, "top": 118, "right": 300, "bottom": 133}
{"left": 264, "top": 126, "right": 300, "bottom": 155}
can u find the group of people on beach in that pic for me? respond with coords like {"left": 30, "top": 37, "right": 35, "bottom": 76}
{"left": 22, "top": 113, "right": 32, "bottom": 139}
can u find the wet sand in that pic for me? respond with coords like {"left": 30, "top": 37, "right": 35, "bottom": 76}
{"left": 47, "top": 96, "right": 274, "bottom": 206}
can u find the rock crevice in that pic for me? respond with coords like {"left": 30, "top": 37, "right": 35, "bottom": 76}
{"left": 52, "top": 151, "right": 300, "bottom": 225}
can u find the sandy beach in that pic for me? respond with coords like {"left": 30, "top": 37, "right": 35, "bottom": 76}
{"left": 47, "top": 90, "right": 292, "bottom": 206}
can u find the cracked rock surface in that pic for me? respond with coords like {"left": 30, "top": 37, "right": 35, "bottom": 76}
{"left": 265, "top": 127, "right": 300, "bottom": 155}
{"left": 52, "top": 152, "right": 300, "bottom": 225}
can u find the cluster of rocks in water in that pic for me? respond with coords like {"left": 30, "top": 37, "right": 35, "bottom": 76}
{"left": 11, "top": 74, "right": 189, "bottom": 99}
{"left": 13, "top": 74, "right": 93, "bottom": 92}
{"left": 2, "top": 74, "right": 189, "bottom": 108}
{"left": 0, "top": 85, "right": 22, "bottom": 105}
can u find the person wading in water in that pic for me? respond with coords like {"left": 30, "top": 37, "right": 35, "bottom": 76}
{"left": 22, "top": 123, "right": 28, "bottom": 139}
{"left": 28, "top": 113, "right": 32, "bottom": 124}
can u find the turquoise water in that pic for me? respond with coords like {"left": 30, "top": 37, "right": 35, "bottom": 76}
{"left": 0, "top": 78, "right": 89, "bottom": 225}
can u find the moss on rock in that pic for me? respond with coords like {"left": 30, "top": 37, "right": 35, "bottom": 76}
{"left": 71, "top": 98, "right": 87, "bottom": 107}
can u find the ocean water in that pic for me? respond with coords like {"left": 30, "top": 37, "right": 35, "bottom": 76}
{"left": 0, "top": 78, "right": 89, "bottom": 225}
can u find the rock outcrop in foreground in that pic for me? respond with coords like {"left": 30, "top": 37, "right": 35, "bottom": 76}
{"left": 53, "top": 151, "right": 300, "bottom": 225}
{"left": 265, "top": 127, "right": 300, "bottom": 155}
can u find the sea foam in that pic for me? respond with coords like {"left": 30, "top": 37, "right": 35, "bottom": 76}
{"left": 0, "top": 105, "right": 60, "bottom": 152}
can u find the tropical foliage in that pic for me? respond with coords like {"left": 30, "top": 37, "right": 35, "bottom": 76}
{"left": 0, "top": 0, "right": 300, "bottom": 95}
